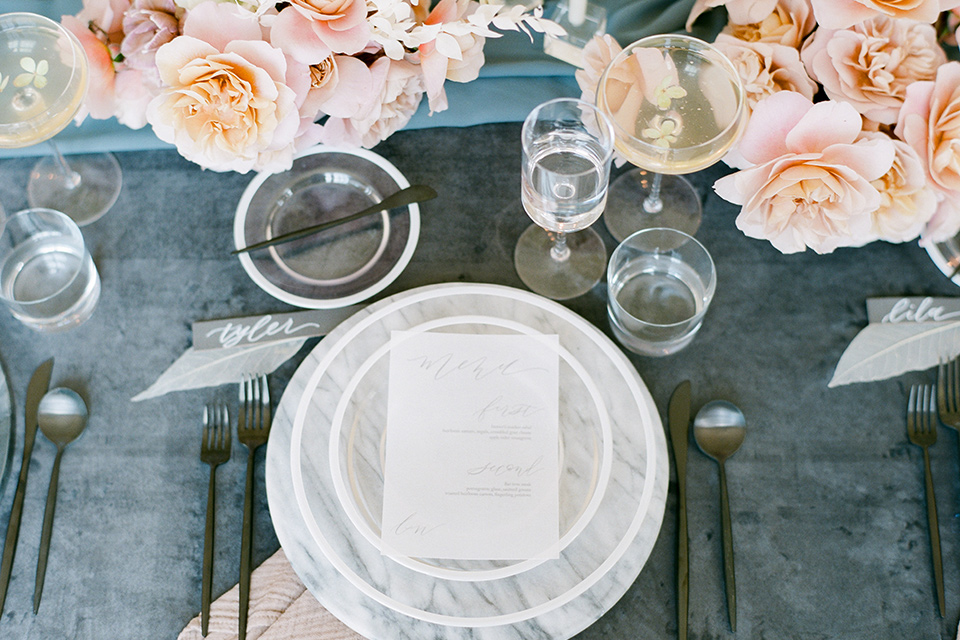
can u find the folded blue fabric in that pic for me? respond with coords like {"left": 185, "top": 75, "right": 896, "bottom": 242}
{"left": 4, "top": 0, "right": 716, "bottom": 158}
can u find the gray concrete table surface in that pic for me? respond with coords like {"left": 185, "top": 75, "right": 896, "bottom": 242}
{"left": 0, "top": 122, "right": 956, "bottom": 639}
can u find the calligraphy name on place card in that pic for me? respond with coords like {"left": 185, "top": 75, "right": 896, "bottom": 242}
{"left": 191, "top": 307, "right": 360, "bottom": 350}
{"left": 866, "top": 297, "right": 960, "bottom": 325}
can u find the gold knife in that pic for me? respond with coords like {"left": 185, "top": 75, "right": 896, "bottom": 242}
{"left": 0, "top": 358, "right": 53, "bottom": 614}
{"left": 668, "top": 380, "right": 691, "bottom": 640}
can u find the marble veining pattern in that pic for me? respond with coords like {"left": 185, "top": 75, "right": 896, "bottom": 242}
{"left": 265, "top": 283, "right": 669, "bottom": 639}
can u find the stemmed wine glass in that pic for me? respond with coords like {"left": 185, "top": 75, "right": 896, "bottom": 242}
{"left": 596, "top": 34, "right": 745, "bottom": 240}
{"left": 514, "top": 98, "right": 615, "bottom": 301}
{"left": 0, "top": 12, "right": 122, "bottom": 225}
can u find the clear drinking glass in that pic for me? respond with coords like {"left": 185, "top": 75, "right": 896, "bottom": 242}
{"left": 514, "top": 98, "right": 615, "bottom": 301}
{"left": 596, "top": 34, "right": 745, "bottom": 241}
{"left": 0, "top": 12, "right": 122, "bottom": 225}
{"left": 607, "top": 227, "right": 715, "bottom": 356}
{"left": 0, "top": 207, "right": 101, "bottom": 331}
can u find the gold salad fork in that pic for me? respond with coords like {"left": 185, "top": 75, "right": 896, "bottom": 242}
{"left": 237, "top": 376, "right": 272, "bottom": 640}
{"left": 906, "top": 384, "right": 945, "bottom": 617}
{"left": 936, "top": 356, "right": 960, "bottom": 473}
{"left": 200, "top": 403, "right": 230, "bottom": 636}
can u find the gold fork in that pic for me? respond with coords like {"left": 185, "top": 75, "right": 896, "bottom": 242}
{"left": 200, "top": 403, "right": 230, "bottom": 636}
{"left": 237, "top": 376, "right": 271, "bottom": 640}
{"left": 936, "top": 356, "right": 960, "bottom": 475}
{"left": 906, "top": 384, "right": 944, "bottom": 617}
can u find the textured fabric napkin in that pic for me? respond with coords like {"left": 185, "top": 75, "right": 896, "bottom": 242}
{"left": 178, "top": 549, "right": 366, "bottom": 640}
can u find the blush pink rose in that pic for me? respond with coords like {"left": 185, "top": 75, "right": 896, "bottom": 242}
{"left": 713, "top": 34, "right": 816, "bottom": 114}
{"left": 858, "top": 131, "right": 937, "bottom": 243}
{"left": 417, "top": 0, "right": 486, "bottom": 113}
{"left": 896, "top": 62, "right": 960, "bottom": 194}
{"left": 146, "top": 3, "right": 312, "bottom": 172}
{"left": 723, "top": 0, "right": 816, "bottom": 48}
{"left": 895, "top": 61, "right": 960, "bottom": 240}
{"left": 687, "top": 0, "right": 779, "bottom": 29}
{"left": 61, "top": 15, "right": 119, "bottom": 122}
{"left": 809, "top": 0, "right": 958, "bottom": 30}
{"left": 320, "top": 58, "right": 423, "bottom": 148}
{"left": 77, "top": 0, "right": 132, "bottom": 37}
{"left": 715, "top": 91, "right": 897, "bottom": 253}
{"left": 801, "top": 16, "right": 945, "bottom": 125}
{"left": 121, "top": 0, "right": 183, "bottom": 71}
{"left": 301, "top": 54, "right": 375, "bottom": 119}
{"left": 575, "top": 34, "right": 622, "bottom": 104}
{"left": 923, "top": 198, "right": 960, "bottom": 243}
{"left": 270, "top": 0, "right": 371, "bottom": 63}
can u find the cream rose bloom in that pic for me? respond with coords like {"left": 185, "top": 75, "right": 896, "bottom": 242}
{"left": 810, "top": 0, "right": 960, "bottom": 29}
{"left": 723, "top": 0, "right": 816, "bottom": 48}
{"left": 321, "top": 58, "right": 424, "bottom": 148}
{"left": 895, "top": 61, "right": 960, "bottom": 240}
{"left": 687, "top": 0, "right": 778, "bottom": 30}
{"left": 575, "top": 34, "right": 621, "bottom": 104}
{"left": 801, "top": 16, "right": 945, "bottom": 125}
{"left": 859, "top": 131, "right": 937, "bottom": 243}
{"left": 147, "top": 20, "right": 308, "bottom": 173}
{"left": 715, "top": 92, "right": 897, "bottom": 253}
{"left": 713, "top": 34, "right": 816, "bottom": 114}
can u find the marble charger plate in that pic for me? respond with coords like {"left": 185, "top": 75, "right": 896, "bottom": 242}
{"left": 265, "top": 283, "right": 669, "bottom": 640}
{"left": 233, "top": 145, "right": 420, "bottom": 309}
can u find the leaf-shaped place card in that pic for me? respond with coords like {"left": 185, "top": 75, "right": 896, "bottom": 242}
{"left": 131, "top": 338, "right": 308, "bottom": 402}
{"left": 828, "top": 321, "right": 960, "bottom": 387}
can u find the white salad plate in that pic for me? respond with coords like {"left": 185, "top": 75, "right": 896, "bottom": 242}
{"left": 233, "top": 145, "right": 420, "bottom": 309}
{"left": 265, "top": 283, "right": 668, "bottom": 640}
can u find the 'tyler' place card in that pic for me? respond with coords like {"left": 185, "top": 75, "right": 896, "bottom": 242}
{"left": 381, "top": 331, "right": 561, "bottom": 561}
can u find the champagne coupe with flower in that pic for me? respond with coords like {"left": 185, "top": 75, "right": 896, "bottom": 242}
{"left": 0, "top": 12, "right": 122, "bottom": 225}
{"left": 596, "top": 34, "right": 745, "bottom": 240}
{"left": 515, "top": 97, "right": 615, "bottom": 301}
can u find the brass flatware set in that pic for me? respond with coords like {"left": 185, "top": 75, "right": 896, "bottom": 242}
{"left": 198, "top": 374, "right": 272, "bottom": 639}
{"left": 668, "top": 380, "right": 746, "bottom": 637}
{"left": 905, "top": 356, "right": 960, "bottom": 618}
{"left": 0, "top": 359, "right": 89, "bottom": 615}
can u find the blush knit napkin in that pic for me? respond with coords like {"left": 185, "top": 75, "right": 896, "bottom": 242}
{"left": 178, "top": 548, "right": 366, "bottom": 640}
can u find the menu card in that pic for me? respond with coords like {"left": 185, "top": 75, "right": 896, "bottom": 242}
{"left": 381, "top": 331, "right": 560, "bottom": 561}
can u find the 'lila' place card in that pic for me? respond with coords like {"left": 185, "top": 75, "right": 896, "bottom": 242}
{"left": 381, "top": 331, "right": 560, "bottom": 561}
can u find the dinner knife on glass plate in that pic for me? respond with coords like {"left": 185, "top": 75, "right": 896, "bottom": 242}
{"left": 668, "top": 380, "right": 691, "bottom": 640}
{"left": 0, "top": 358, "right": 53, "bottom": 614}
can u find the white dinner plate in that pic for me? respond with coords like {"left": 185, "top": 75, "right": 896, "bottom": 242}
{"left": 266, "top": 283, "right": 669, "bottom": 639}
{"left": 233, "top": 145, "right": 420, "bottom": 308}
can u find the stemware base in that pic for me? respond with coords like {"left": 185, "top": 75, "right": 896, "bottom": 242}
{"left": 514, "top": 224, "right": 606, "bottom": 301}
{"left": 28, "top": 152, "right": 122, "bottom": 226}
{"left": 603, "top": 169, "right": 701, "bottom": 241}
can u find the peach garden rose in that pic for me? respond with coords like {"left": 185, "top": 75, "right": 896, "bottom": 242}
{"left": 714, "top": 91, "right": 897, "bottom": 253}
{"left": 895, "top": 61, "right": 960, "bottom": 240}
{"left": 801, "top": 16, "right": 945, "bottom": 126}
{"left": 146, "top": 1, "right": 316, "bottom": 173}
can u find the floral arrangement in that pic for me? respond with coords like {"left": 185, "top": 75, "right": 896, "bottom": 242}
{"left": 577, "top": 0, "right": 960, "bottom": 254}
{"left": 62, "top": 0, "right": 560, "bottom": 173}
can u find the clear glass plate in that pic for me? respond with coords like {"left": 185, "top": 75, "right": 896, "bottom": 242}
{"left": 233, "top": 146, "right": 420, "bottom": 308}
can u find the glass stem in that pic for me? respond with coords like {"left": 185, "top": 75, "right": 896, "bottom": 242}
{"left": 643, "top": 172, "right": 664, "bottom": 214}
{"left": 550, "top": 231, "right": 571, "bottom": 263}
{"left": 48, "top": 141, "right": 81, "bottom": 191}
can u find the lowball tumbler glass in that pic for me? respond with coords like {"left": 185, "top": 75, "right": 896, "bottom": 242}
{"left": 0, "top": 207, "right": 100, "bottom": 331}
{"left": 607, "top": 227, "right": 715, "bottom": 356}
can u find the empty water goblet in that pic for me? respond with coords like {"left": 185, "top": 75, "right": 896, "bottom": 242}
{"left": 514, "top": 97, "right": 615, "bottom": 301}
